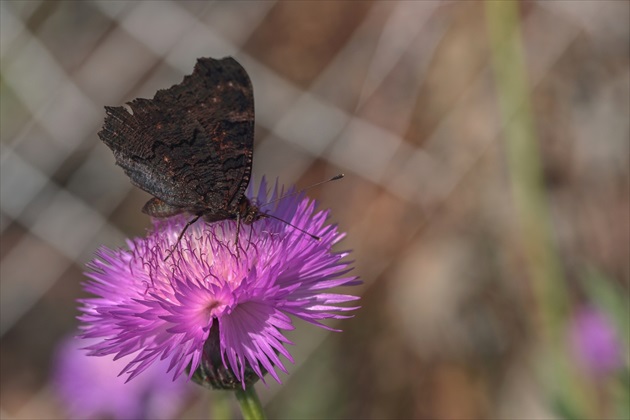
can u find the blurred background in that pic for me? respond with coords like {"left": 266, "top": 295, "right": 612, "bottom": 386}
{"left": 1, "top": 1, "right": 628, "bottom": 419}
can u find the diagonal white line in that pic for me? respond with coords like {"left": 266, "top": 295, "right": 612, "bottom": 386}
{"left": 357, "top": 1, "right": 441, "bottom": 107}
{"left": 256, "top": 2, "right": 440, "bottom": 183}
{"left": 0, "top": 1, "right": 25, "bottom": 60}
{"left": 0, "top": 150, "right": 128, "bottom": 336}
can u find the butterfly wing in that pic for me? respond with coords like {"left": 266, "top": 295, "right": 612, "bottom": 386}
{"left": 98, "top": 57, "right": 255, "bottom": 217}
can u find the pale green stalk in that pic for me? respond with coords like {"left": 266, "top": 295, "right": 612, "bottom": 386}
{"left": 235, "top": 386, "right": 266, "bottom": 420}
{"left": 485, "top": 1, "right": 594, "bottom": 417}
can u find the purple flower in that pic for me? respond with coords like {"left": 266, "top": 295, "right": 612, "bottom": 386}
{"left": 52, "top": 334, "right": 191, "bottom": 419}
{"left": 79, "top": 179, "right": 359, "bottom": 387}
{"left": 569, "top": 306, "right": 623, "bottom": 378}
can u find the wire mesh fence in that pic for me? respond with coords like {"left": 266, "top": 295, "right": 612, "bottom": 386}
{"left": 1, "top": 1, "right": 628, "bottom": 419}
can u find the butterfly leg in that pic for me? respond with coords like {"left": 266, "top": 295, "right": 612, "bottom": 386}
{"left": 246, "top": 223, "right": 254, "bottom": 252}
{"left": 235, "top": 212, "right": 241, "bottom": 259}
{"left": 164, "top": 215, "right": 201, "bottom": 261}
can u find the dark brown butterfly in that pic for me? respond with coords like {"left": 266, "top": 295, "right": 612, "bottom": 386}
{"left": 99, "top": 57, "right": 263, "bottom": 254}
{"left": 99, "top": 57, "right": 333, "bottom": 258}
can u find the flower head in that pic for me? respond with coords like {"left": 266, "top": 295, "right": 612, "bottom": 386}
{"left": 79, "top": 179, "right": 359, "bottom": 387}
{"left": 569, "top": 305, "right": 624, "bottom": 378}
{"left": 52, "top": 334, "right": 191, "bottom": 419}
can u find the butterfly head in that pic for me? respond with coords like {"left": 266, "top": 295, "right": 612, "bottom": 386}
{"left": 238, "top": 196, "right": 264, "bottom": 225}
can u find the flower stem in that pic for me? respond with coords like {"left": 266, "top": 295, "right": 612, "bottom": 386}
{"left": 234, "top": 386, "right": 266, "bottom": 420}
{"left": 485, "top": 0, "right": 595, "bottom": 417}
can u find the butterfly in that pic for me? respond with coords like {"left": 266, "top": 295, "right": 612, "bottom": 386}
{"left": 98, "top": 57, "right": 263, "bottom": 255}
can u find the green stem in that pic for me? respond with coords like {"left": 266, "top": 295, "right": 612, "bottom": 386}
{"left": 234, "top": 386, "right": 266, "bottom": 420}
{"left": 485, "top": 0, "right": 594, "bottom": 417}
{"left": 485, "top": 0, "right": 567, "bottom": 332}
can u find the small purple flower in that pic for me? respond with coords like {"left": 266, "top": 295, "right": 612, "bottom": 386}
{"left": 79, "top": 179, "right": 359, "bottom": 387}
{"left": 569, "top": 306, "right": 623, "bottom": 378}
{"left": 52, "top": 334, "right": 191, "bottom": 419}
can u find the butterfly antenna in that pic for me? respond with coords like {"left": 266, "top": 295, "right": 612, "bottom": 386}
{"left": 261, "top": 174, "right": 344, "bottom": 208}
{"left": 262, "top": 213, "right": 321, "bottom": 241}
{"left": 164, "top": 215, "right": 201, "bottom": 261}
